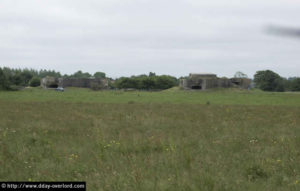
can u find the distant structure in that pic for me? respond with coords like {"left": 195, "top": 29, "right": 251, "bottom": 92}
{"left": 41, "top": 76, "right": 108, "bottom": 89}
{"left": 180, "top": 73, "right": 251, "bottom": 90}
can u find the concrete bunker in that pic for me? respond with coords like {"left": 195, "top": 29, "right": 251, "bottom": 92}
{"left": 48, "top": 84, "right": 58, "bottom": 88}
{"left": 41, "top": 77, "right": 60, "bottom": 89}
{"left": 41, "top": 76, "right": 108, "bottom": 89}
{"left": 180, "top": 73, "right": 251, "bottom": 90}
{"left": 191, "top": 85, "right": 202, "bottom": 90}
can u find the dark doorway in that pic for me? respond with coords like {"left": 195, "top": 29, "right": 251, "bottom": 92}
{"left": 48, "top": 84, "right": 58, "bottom": 88}
{"left": 191, "top": 85, "right": 202, "bottom": 89}
{"left": 232, "top": 81, "right": 240, "bottom": 86}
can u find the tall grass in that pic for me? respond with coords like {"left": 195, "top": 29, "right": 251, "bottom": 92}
{"left": 0, "top": 88, "right": 300, "bottom": 190}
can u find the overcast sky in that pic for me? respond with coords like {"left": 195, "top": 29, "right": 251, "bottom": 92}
{"left": 0, "top": 0, "right": 299, "bottom": 78}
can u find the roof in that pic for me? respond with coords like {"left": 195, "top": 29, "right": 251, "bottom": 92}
{"left": 189, "top": 73, "right": 217, "bottom": 78}
{"left": 189, "top": 73, "right": 216, "bottom": 76}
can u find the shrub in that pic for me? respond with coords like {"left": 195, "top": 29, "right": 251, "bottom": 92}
{"left": 90, "top": 82, "right": 104, "bottom": 91}
{"left": 114, "top": 75, "right": 178, "bottom": 90}
{"left": 246, "top": 165, "right": 268, "bottom": 181}
{"left": 29, "top": 77, "right": 41, "bottom": 87}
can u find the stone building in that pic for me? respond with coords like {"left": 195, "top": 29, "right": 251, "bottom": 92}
{"left": 41, "top": 76, "right": 62, "bottom": 88}
{"left": 180, "top": 73, "right": 251, "bottom": 90}
{"left": 230, "top": 78, "right": 252, "bottom": 89}
{"left": 41, "top": 77, "right": 108, "bottom": 89}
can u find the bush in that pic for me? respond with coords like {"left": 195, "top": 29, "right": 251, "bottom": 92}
{"left": 114, "top": 75, "right": 178, "bottom": 90}
{"left": 90, "top": 82, "right": 104, "bottom": 91}
{"left": 29, "top": 77, "right": 41, "bottom": 87}
{"left": 9, "top": 85, "right": 23, "bottom": 91}
{"left": 246, "top": 165, "right": 268, "bottom": 181}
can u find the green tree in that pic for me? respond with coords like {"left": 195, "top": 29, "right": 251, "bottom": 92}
{"left": 29, "top": 77, "right": 41, "bottom": 87}
{"left": 290, "top": 78, "right": 300, "bottom": 91}
{"left": 154, "top": 75, "right": 178, "bottom": 89}
{"left": 20, "top": 69, "right": 34, "bottom": 86}
{"left": 0, "top": 68, "right": 11, "bottom": 90}
{"left": 94, "top": 72, "right": 106, "bottom": 78}
{"left": 115, "top": 77, "right": 139, "bottom": 89}
{"left": 115, "top": 75, "right": 178, "bottom": 90}
{"left": 254, "top": 70, "right": 285, "bottom": 92}
{"left": 234, "top": 71, "right": 248, "bottom": 78}
{"left": 149, "top": 72, "right": 156, "bottom": 77}
{"left": 141, "top": 77, "right": 156, "bottom": 89}
{"left": 39, "top": 69, "right": 61, "bottom": 78}
{"left": 12, "top": 73, "right": 23, "bottom": 86}
{"left": 70, "top": 70, "right": 92, "bottom": 78}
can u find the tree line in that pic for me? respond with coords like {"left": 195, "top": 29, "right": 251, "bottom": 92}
{"left": 0, "top": 68, "right": 61, "bottom": 90}
{"left": 0, "top": 67, "right": 177, "bottom": 91}
{"left": 0, "top": 67, "right": 299, "bottom": 91}
{"left": 0, "top": 67, "right": 106, "bottom": 90}
{"left": 254, "top": 70, "right": 300, "bottom": 92}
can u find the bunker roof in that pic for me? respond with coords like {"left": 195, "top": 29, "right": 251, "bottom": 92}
{"left": 189, "top": 73, "right": 217, "bottom": 78}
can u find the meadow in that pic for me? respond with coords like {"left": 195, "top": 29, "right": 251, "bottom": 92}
{"left": 0, "top": 88, "right": 300, "bottom": 190}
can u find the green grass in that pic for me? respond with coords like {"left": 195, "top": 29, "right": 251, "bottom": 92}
{"left": 0, "top": 87, "right": 300, "bottom": 106}
{"left": 0, "top": 88, "right": 300, "bottom": 190}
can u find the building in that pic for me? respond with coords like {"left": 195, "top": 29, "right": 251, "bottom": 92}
{"left": 41, "top": 76, "right": 108, "bottom": 89}
{"left": 180, "top": 73, "right": 251, "bottom": 90}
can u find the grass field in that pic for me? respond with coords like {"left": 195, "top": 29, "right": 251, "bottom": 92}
{"left": 0, "top": 88, "right": 300, "bottom": 190}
